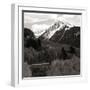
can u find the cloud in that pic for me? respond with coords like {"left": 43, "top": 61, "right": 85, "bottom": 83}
{"left": 24, "top": 13, "right": 59, "bottom": 24}
{"left": 62, "top": 14, "right": 75, "bottom": 18}
{"left": 31, "top": 24, "right": 50, "bottom": 37}
{"left": 24, "top": 15, "right": 46, "bottom": 24}
{"left": 50, "top": 14, "right": 58, "bottom": 20}
{"left": 24, "top": 12, "right": 81, "bottom": 33}
{"left": 57, "top": 15, "right": 81, "bottom": 26}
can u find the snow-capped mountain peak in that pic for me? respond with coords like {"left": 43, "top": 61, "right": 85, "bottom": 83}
{"left": 40, "top": 20, "right": 73, "bottom": 39}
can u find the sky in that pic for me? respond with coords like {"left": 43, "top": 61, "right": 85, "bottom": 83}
{"left": 24, "top": 12, "right": 81, "bottom": 37}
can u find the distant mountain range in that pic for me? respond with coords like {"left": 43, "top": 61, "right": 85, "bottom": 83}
{"left": 39, "top": 20, "right": 80, "bottom": 48}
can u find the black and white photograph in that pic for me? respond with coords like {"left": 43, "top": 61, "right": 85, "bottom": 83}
{"left": 22, "top": 11, "right": 81, "bottom": 78}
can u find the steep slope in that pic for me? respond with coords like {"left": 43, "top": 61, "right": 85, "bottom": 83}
{"left": 39, "top": 20, "right": 73, "bottom": 40}
{"left": 59, "top": 26, "right": 80, "bottom": 48}
{"left": 50, "top": 26, "right": 80, "bottom": 48}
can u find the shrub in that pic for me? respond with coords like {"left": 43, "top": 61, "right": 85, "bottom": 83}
{"left": 46, "top": 55, "right": 80, "bottom": 76}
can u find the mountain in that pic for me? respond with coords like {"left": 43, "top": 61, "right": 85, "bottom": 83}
{"left": 39, "top": 20, "right": 80, "bottom": 48}
{"left": 50, "top": 26, "right": 80, "bottom": 48}
{"left": 39, "top": 20, "right": 73, "bottom": 40}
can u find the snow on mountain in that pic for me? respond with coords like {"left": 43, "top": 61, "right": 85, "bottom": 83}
{"left": 40, "top": 20, "right": 74, "bottom": 39}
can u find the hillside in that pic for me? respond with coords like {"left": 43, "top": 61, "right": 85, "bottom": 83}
{"left": 50, "top": 26, "right": 80, "bottom": 48}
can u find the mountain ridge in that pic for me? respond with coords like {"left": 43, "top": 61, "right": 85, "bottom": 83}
{"left": 39, "top": 20, "right": 74, "bottom": 39}
{"left": 39, "top": 20, "right": 80, "bottom": 48}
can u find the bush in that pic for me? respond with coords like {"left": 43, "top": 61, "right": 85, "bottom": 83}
{"left": 46, "top": 55, "right": 80, "bottom": 76}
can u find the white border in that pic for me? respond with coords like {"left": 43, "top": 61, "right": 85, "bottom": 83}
{"left": 11, "top": 4, "right": 87, "bottom": 87}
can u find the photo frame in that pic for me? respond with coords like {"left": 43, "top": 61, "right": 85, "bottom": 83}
{"left": 11, "top": 4, "right": 87, "bottom": 87}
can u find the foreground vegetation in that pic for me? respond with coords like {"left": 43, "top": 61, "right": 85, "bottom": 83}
{"left": 23, "top": 28, "right": 80, "bottom": 77}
